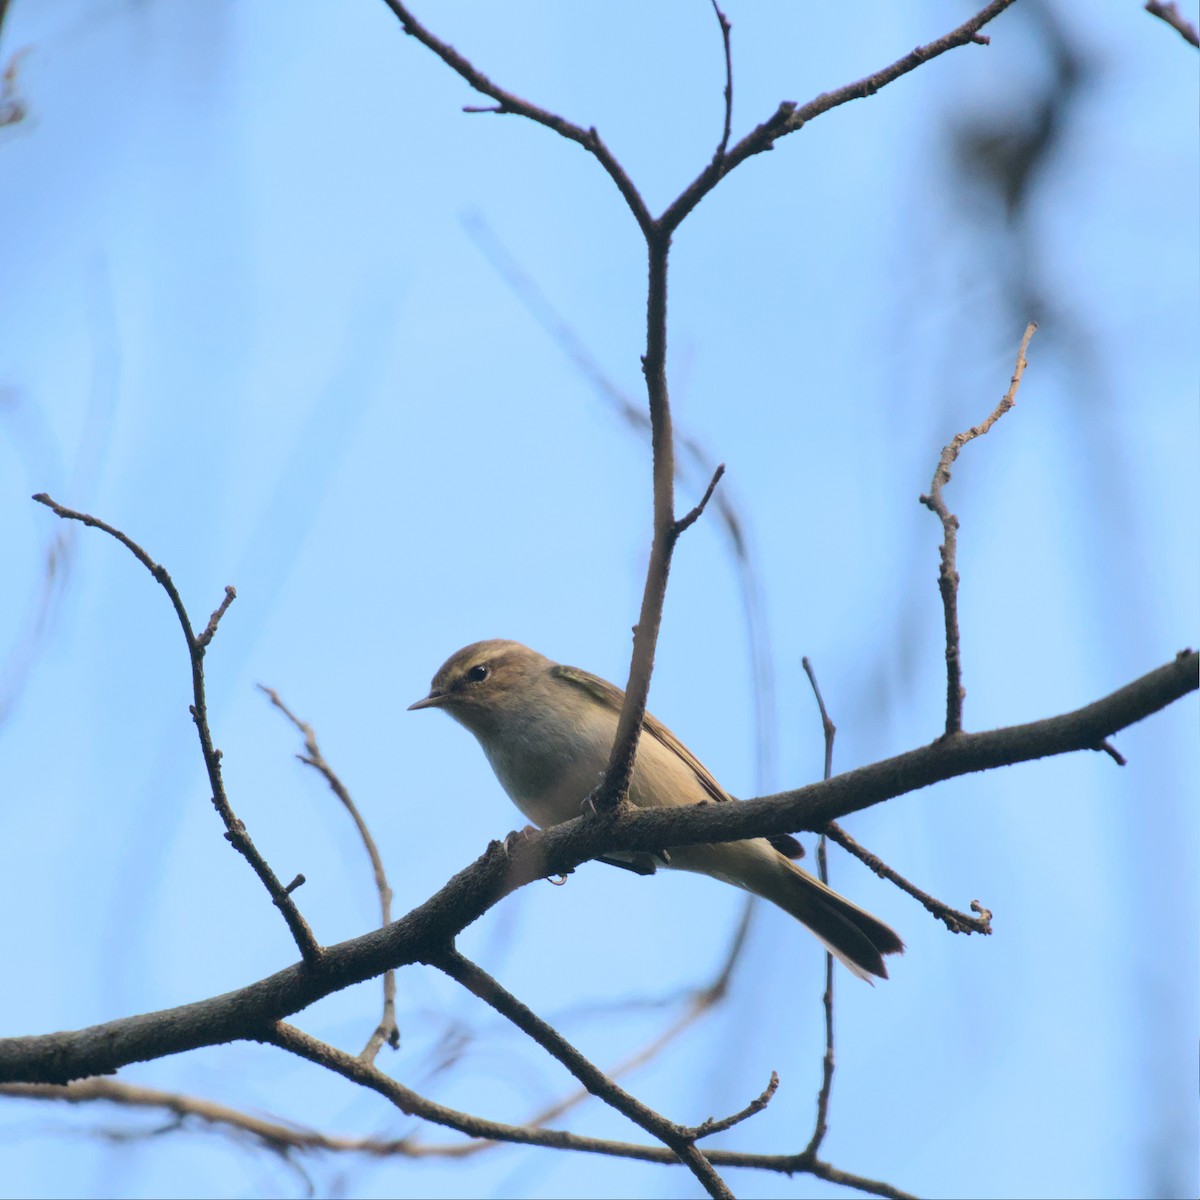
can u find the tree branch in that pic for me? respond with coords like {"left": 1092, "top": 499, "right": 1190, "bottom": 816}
{"left": 3, "top": 650, "right": 1191, "bottom": 1086}
{"left": 378, "top": 0, "right": 654, "bottom": 234}
{"left": 433, "top": 949, "right": 737, "bottom": 1198}
{"left": 824, "top": 822, "right": 992, "bottom": 935}
{"left": 0, "top": 1072, "right": 912, "bottom": 1194}
{"left": 920, "top": 321, "right": 1036, "bottom": 737}
{"left": 594, "top": 232, "right": 679, "bottom": 812}
{"left": 800, "top": 657, "right": 837, "bottom": 1156}
{"left": 1145, "top": 1, "right": 1200, "bottom": 46}
{"left": 709, "top": 1, "right": 734, "bottom": 164}
{"left": 259, "top": 685, "right": 399, "bottom": 1060}
{"left": 31, "top": 493, "right": 321, "bottom": 966}
{"left": 660, "top": 0, "right": 1020, "bottom": 232}
{"left": 377, "top": 0, "right": 1018, "bottom": 826}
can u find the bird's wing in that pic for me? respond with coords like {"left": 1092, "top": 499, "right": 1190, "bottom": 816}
{"left": 551, "top": 663, "right": 807, "bottom": 860}
{"left": 551, "top": 663, "right": 736, "bottom": 805}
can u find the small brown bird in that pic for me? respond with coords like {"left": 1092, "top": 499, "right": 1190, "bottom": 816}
{"left": 410, "top": 640, "right": 904, "bottom": 980}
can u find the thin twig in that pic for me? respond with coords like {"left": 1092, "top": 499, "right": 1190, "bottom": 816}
{"left": 685, "top": 1072, "right": 778, "bottom": 1140}
{"left": 709, "top": 0, "right": 734, "bottom": 163}
{"left": 1145, "top": 1, "right": 1200, "bottom": 45}
{"left": 384, "top": 0, "right": 1014, "bottom": 238}
{"left": 824, "top": 823, "right": 992, "bottom": 935}
{"left": 30, "top": 493, "right": 321, "bottom": 965}
{"left": 0, "top": 1065, "right": 909, "bottom": 1194}
{"left": 259, "top": 685, "right": 399, "bottom": 1059}
{"left": 805, "top": 832, "right": 836, "bottom": 1156}
{"left": 197, "top": 586, "right": 236, "bottom": 650}
{"left": 802, "top": 657, "right": 837, "bottom": 783}
{"left": 675, "top": 463, "right": 726, "bottom": 535}
{"left": 379, "top": 0, "right": 654, "bottom": 235}
{"left": 920, "top": 321, "right": 1036, "bottom": 737}
{"left": 801, "top": 657, "right": 836, "bottom": 1155}
{"left": 660, "top": 0, "right": 1019, "bottom": 232}
{"left": 432, "top": 949, "right": 736, "bottom": 1199}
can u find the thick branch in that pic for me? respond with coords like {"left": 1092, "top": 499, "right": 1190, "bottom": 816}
{"left": 1, "top": 651, "right": 1193, "bottom": 1084}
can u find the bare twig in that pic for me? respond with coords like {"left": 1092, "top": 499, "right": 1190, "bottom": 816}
{"left": 432, "top": 948, "right": 736, "bottom": 1199}
{"left": 197, "top": 586, "right": 236, "bottom": 650}
{"left": 685, "top": 1072, "right": 778, "bottom": 1140}
{"left": 0, "top": 1065, "right": 909, "bottom": 1195}
{"left": 801, "top": 657, "right": 837, "bottom": 1155}
{"left": 1145, "top": 1, "right": 1200, "bottom": 45}
{"left": 259, "top": 685, "right": 399, "bottom": 1059}
{"left": 3, "top": 651, "right": 1194, "bottom": 1086}
{"left": 384, "top": 0, "right": 1015, "bottom": 237}
{"left": 824, "top": 823, "right": 992, "bottom": 935}
{"left": 30, "top": 493, "right": 321, "bottom": 965}
{"left": 675, "top": 463, "right": 726, "bottom": 535}
{"left": 709, "top": 1, "right": 734, "bottom": 163}
{"left": 660, "top": 0, "right": 1020, "bottom": 232}
{"left": 802, "top": 657, "right": 837, "bottom": 783}
{"left": 379, "top": 0, "right": 654, "bottom": 234}
{"left": 920, "top": 322, "right": 1036, "bottom": 737}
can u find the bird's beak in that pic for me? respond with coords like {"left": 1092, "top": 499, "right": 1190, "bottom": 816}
{"left": 407, "top": 691, "right": 447, "bottom": 712}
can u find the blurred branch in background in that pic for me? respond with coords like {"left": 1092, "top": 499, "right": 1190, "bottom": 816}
{"left": 1145, "top": 0, "right": 1200, "bottom": 45}
{"left": 0, "top": 258, "right": 118, "bottom": 727}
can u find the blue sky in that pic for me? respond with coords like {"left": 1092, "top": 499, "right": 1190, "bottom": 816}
{"left": 0, "top": 2, "right": 1196, "bottom": 1198}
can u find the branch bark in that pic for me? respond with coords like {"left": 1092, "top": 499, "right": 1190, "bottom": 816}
{"left": 2, "top": 650, "right": 1192, "bottom": 1086}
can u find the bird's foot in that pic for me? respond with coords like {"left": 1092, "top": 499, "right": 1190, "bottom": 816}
{"left": 488, "top": 825, "right": 540, "bottom": 859}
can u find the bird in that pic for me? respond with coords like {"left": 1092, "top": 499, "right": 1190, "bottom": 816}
{"left": 409, "top": 639, "right": 904, "bottom": 981}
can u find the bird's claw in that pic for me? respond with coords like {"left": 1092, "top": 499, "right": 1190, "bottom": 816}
{"left": 498, "top": 824, "right": 539, "bottom": 856}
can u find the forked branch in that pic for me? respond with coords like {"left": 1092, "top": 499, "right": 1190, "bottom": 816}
{"left": 31, "top": 493, "right": 321, "bottom": 965}
{"left": 920, "top": 322, "right": 1036, "bottom": 737}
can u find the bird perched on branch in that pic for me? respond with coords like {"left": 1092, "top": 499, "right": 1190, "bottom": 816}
{"left": 409, "top": 639, "right": 903, "bottom": 981}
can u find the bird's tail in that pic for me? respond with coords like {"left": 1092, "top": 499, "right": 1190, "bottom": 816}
{"left": 666, "top": 839, "right": 905, "bottom": 981}
{"left": 759, "top": 853, "right": 904, "bottom": 982}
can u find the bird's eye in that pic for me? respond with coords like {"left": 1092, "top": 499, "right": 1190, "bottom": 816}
{"left": 467, "top": 663, "right": 490, "bottom": 683}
